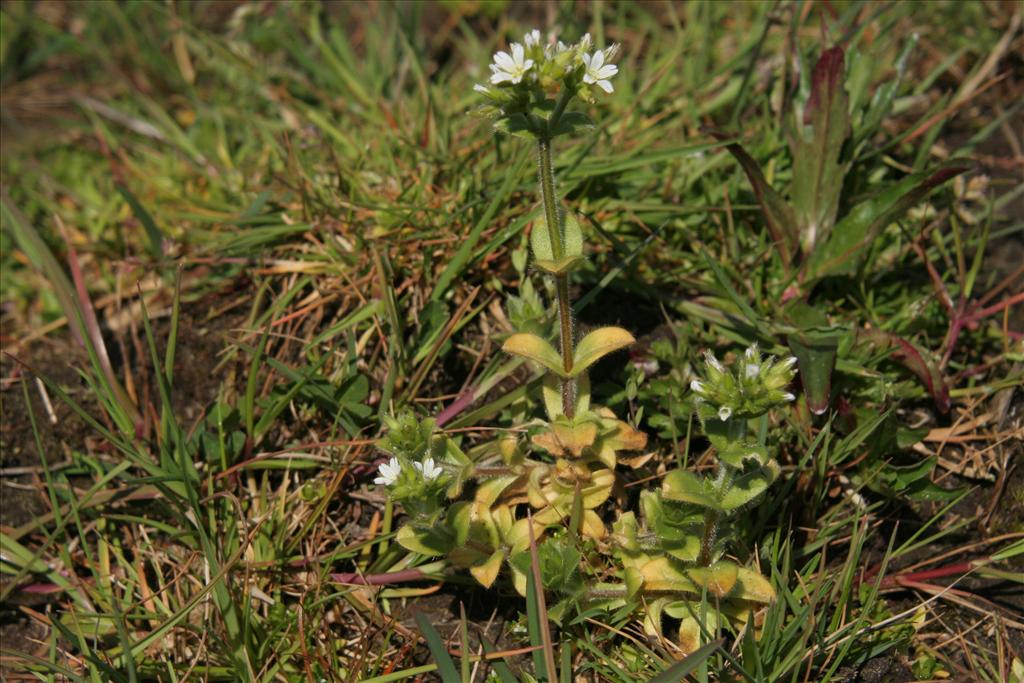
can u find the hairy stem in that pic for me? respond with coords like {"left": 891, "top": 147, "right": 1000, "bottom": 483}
{"left": 699, "top": 419, "right": 744, "bottom": 566}
{"left": 537, "top": 136, "right": 576, "bottom": 417}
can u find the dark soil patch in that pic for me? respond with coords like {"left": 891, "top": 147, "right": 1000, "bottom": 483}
{"left": 0, "top": 288, "right": 247, "bottom": 668}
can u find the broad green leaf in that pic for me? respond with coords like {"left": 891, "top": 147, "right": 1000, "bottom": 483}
{"left": 503, "top": 332, "right": 566, "bottom": 377}
{"left": 717, "top": 441, "right": 770, "bottom": 469}
{"left": 534, "top": 254, "right": 586, "bottom": 275}
{"left": 785, "top": 301, "right": 842, "bottom": 415}
{"left": 493, "top": 113, "right": 537, "bottom": 140}
{"left": 550, "top": 111, "right": 594, "bottom": 137}
{"left": 805, "top": 160, "right": 967, "bottom": 281}
{"left": 720, "top": 461, "right": 780, "bottom": 510}
{"left": 542, "top": 373, "right": 590, "bottom": 421}
{"left": 790, "top": 46, "right": 850, "bottom": 253}
{"left": 396, "top": 524, "right": 454, "bottom": 556}
{"left": 571, "top": 327, "right": 635, "bottom": 377}
{"left": 531, "top": 211, "right": 584, "bottom": 262}
{"left": 662, "top": 471, "right": 720, "bottom": 510}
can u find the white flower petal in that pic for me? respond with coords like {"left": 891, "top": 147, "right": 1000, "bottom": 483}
{"left": 718, "top": 406, "right": 733, "bottom": 421}
{"left": 493, "top": 51, "right": 515, "bottom": 70}
{"left": 595, "top": 78, "right": 614, "bottom": 93}
{"left": 745, "top": 363, "right": 760, "bottom": 379}
{"left": 690, "top": 380, "right": 705, "bottom": 394}
{"left": 782, "top": 392, "right": 796, "bottom": 402}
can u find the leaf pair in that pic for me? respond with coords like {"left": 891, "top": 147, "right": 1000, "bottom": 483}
{"left": 503, "top": 327, "right": 635, "bottom": 379}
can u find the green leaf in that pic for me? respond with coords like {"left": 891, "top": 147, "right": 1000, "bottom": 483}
{"left": 503, "top": 333, "right": 566, "bottom": 377}
{"left": 662, "top": 471, "right": 720, "bottom": 510}
{"left": 859, "top": 329, "right": 951, "bottom": 413}
{"left": 549, "top": 111, "right": 594, "bottom": 137}
{"left": 494, "top": 113, "right": 537, "bottom": 140}
{"left": 785, "top": 301, "right": 843, "bottom": 415}
{"left": 413, "top": 612, "right": 461, "bottom": 683}
{"left": 542, "top": 373, "right": 590, "bottom": 421}
{"left": 396, "top": 524, "right": 454, "bottom": 556}
{"left": 790, "top": 46, "right": 850, "bottom": 253}
{"left": 717, "top": 441, "right": 770, "bottom": 469}
{"left": 531, "top": 211, "right": 584, "bottom": 262}
{"left": 571, "top": 327, "right": 635, "bottom": 377}
{"left": 805, "top": 160, "right": 968, "bottom": 281}
{"left": 534, "top": 254, "right": 586, "bottom": 275}
{"left": 720, "top": 461, "right": 779, "bottom": 510}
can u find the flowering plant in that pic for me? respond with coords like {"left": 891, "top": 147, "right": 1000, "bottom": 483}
{"left": 373, "top": 29, "right": 794, "bottom": 654}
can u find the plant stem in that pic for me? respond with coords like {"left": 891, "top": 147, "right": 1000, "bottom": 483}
{"left": 699, "top": 419, "right": 744, "bottom": 566}
{"left": 537, "top": 136, "right": 576, "bottom": 417}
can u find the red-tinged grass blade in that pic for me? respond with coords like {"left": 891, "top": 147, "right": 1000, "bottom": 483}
{"left": 859, "top": 329, "right": 951, "bottom": 413}
{"left": 413, "top": 611, "right": 461, "bottom": 683}
{"left": 648, "top": 638, "right": 723, "bottom": 683}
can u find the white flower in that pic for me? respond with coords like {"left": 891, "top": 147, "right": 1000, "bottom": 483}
{"left": 490, "top": 43, "right": 534, "bottom": 85}
{"left": 582, "top": 49, "right": 617, "bottom": 93}
{"left": 413, "top": 458, "right": 443, "bottom": 481}
{"left": 718, "top": 406, "right": 733, "bottom": 421}
{"left": 745, "top": 345, "right": 758, "bottom": 360}
{"left": 781, "top": 392, "right": 796, "bottom": 402}
{"left": 524, "top": 29, "right": 541, "bottom": 49}
{"left": 373, "top": 457, "right": 401, "bottom": 486}
{"left": 690, "top": 380, "right": 706, "bottom": 394}
{"left": 745, "top": 363, "right": 760, "bottom": 379}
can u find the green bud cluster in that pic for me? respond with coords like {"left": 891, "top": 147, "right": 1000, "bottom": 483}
{"left": 690, "top": 344, "right": 797, "bottom": 422}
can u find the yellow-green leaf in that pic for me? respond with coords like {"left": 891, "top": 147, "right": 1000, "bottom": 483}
{"left": 571, "top": 327, "right": 635, "bottom": 377}
{"left": 535, "top": 254, "right": 586, "bottom": 275}
{"left": 663, "top": 471, "right": 720, "bottom": 510}
{"left": 685, "top": 561, "right": 738, "bottom": 597}
{"left": 531, "top": 211, "right": 584, "bottom": 262}
{"left": 730, "top": 566, "right": 776, "bottom": 603}
{"left": 542, "top": 373, "right": 589, "bottom": 421}
{"left": 469, "top": 550, "right": 504, "bottom": 588}
{"left": 502, "top": 333, "right": 566, "bottom": 377}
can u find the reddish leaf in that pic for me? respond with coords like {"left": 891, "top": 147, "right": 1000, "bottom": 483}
{"left": 860, "top": 329, "right": 951, "bottom": 413}
{"left": 791, "top": 46, "right": 851, "bottom": 255}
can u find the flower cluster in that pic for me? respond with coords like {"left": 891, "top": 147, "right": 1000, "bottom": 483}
{"left": 473, "top": 29, "right": 619, "bottom": 130}
{"left": 690, "top": 345, "right": 797, "bottom": 421}
{"left": 373, "top": 456, "right": 443, "bottom": 486}
{"left": 374, "top": 412, "right": 451, "bottom": 518}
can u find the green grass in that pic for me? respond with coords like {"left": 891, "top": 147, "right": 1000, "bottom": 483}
{"left": 1, "top": 2, "right": 1022, "bottom": 681}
